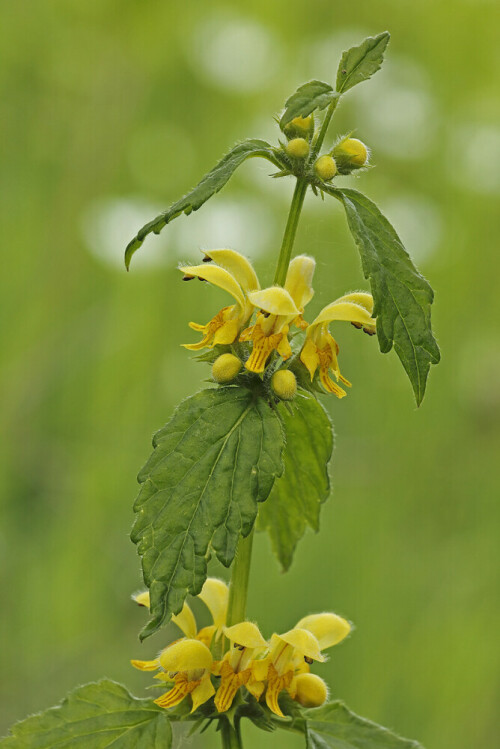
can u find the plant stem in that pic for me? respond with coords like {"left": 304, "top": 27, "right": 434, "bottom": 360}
{"left": 273, "top": 98, "right": 339, "bottom": 287}
{"left": 226, "top": 528, "right": 254, "bottom": 628}
{"left": 273, "top": 177, "right": 308, "bottom": 286}
{"left": 311, "top": 96, "right": 339, "bottom": 158}
{"left": 220, "top": 717, "right": 243, "bottom": 749}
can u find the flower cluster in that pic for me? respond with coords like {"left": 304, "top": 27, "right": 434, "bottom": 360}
{"left": 180, "top": 249, "right": 375, "bottom": 398}
{"left": 131, "top": 579, "right": 351, "bottom": 716}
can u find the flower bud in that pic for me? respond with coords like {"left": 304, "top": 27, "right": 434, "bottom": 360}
{"left": 332, "top": 138, "right": 369, "bottom": 173}
{"left": 314, "top": 155, "right": 337, "bottom": 181}
{"left": 212, "top": 354, "right": 242, "bottom": 383}
{"left": 271, "top": 370, "right": 297, "bottom": 400}
{"left": 286, "top": 138, "right": 310, "bottom": 159}
{"left": 284, "top": 115, "right": 314, "bottom": 140}
{"left": 294, "top": 673, "right": 328, "bottom": 708}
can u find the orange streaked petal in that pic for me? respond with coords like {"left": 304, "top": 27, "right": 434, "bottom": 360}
{"left": 265, "top": 664, "right": 294, "bottom": 718}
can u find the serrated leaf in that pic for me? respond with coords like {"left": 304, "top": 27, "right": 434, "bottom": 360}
{"left": 336, "top": 32, "right": 390, "bottom": 93}
{"left": 124, "top": 140, "right": 282, "bottom": 269}
{"left": 1, "top": 680, "right": 172, "bottom": 749}
{"left": 327, "top": 187, "right": 440, "bottom": 406}
{"left": 280, "top": 81, "right": 337, "bottom": 129}
{"left": 303, "top": 701, "right": 424, "bottom": 749}
{"left": 258, "top": 394, "right": 333, "bottom": 571}
{"left": 131, "top": 387, "right": 284, "bottom": 639}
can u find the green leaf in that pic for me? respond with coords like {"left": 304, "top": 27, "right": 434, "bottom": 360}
{"left": 124, "top": 139, "right": 282, "bottom": 269}
{"left": 336, "top": 32, "right": 390, "bottom": 93}
{"left": 258, "top": 393, "right": 333, "bottom": 571}
{"left": 280, "top": 81, "right": 338, "bottom": 129}
{"left": 131, "top": 387, "right": 284, "bottom": 639}
{"left": 1, "top": 680, "right": 172, "bottom": 748}
{"left": 327, "top": 187, "right": 440, "bottom": 406}
{"left": 303, "top": 701, "right": 424, "bottom": 749}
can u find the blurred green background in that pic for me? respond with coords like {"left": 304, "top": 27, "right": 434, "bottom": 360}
{"left": 1, "top": 1, "right": 499, "bottom": 747}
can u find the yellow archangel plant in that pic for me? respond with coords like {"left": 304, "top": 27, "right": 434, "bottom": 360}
{"left": 4, "top": 32, "right": 437, "bottom": 749}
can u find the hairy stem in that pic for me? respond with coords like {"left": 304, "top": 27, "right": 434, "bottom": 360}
{"left": 311, "top": 97, "right": 340, "bottom": 158}
{"left": 273, "top": 177, "right": 308, "bottom": 286}
{"left": 273, "top": 98, "right": 340, "bottom": 287}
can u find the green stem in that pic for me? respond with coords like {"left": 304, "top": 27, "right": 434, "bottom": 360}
{"left": 311, "top": 96, "right": 339, "bottom": 158}
{"left": 226, "top": 528, "right": 254, "bottom": 627}
{"left": 220, "top": 718, "right": 243, "bottom": 749}
{"left": 273, "top": 178, "right": 308, "bottom": 286}
{"left": 273, "top": 97, "right": 340, "bottom": 287}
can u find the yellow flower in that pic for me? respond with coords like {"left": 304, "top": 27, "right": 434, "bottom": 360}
{"left": 131, "top": 577, "right": 228, "bottom": 671}
{"left": 153, "top": 639, "right": 215, "bottom": 712}
{"left": 180, "top": 249, "right": 259, "bottom": 349}
{"left": 241, "top": 255, "right": 315, "bottom": 373}
{"left": 249, "top": 611, "right": 351, "bottom": 717}
{"left": 300, "top": 292, "right": 375, "bottom": 397}
{"left": 214, "top": 622, "right": 268, "bottom": 713}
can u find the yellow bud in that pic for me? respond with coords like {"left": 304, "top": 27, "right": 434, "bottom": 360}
{"left": 271, "top": 370, "right": 297, "bottom": 400}
{"left": 333, "top": 138, "right": 369, "bottom": 173}
{"left": 212, "top": 354, "right": 242, "bottom": 383}
{"left": 294, "top": 673, "right": 328, "bottom": 708}
{"left": 284, "top": 115, "right": 314, "bottom": 139}
{"left": 314, "top": 155, "right": 337, "bottom": 181}
{"left": 286, "top": 138, "right": 310, "bottom": 159}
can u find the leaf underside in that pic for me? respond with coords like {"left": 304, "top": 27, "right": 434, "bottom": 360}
{"left": 1, "top": 680, "right": 172, "bottom": 749}
{"left": 336, "top": 31, "right": 391, "bottom": 93}
{"left": 131, "top": 387, "right": 284, "bottom": 639}
{"left": 328, "top": 187, "right": 440, "bottom": 406}
{"left": 258, "top": 393, "right": 333, "bottom": 571}
{"left": 280, "top": 81, "right": 337, "bottom": 129}
{"left": 124, "top": 139, "right": 281, "bottom": 269}
{"left": 302, "top": 700, "right": 424, "bottom": 749}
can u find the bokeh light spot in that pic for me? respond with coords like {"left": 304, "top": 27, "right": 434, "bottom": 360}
{"left": 189, "top": 15, "right": 282, "bottom": 92}
{"left": 81, "top": 197, "right": 168, "bottom": 271}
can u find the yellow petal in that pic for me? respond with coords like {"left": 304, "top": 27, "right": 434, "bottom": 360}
{"left": 158, "top": 639, "right": 213, "bottom": 673}
{"left": 214, "top": 661, "right": 251, "bottom": 713}
{"left": 179, "top": 264, "right": 246, "bottom": 309}
{"left": 251, "top": 657, "right": 270, "bottom": 682}
{"left": 284, "top": 255, "right": 315, "bottom": 311}
{"left": 224, "top": 622, "right": 268, "bottom": 649}
{"left": 204, "top": 249, "right": 260, "bottom": 293}
{"left": 197, "top": 625, "right": 217, "bottom": 647}
{"left": 171, "top": 602, "right": 197, "bottom": 639}
{"left": 311, "top": 300, "right": 375, "bottom": 329}
{"left": 132, "top": 591, "right": 150, "bottom": 609}
{"left": 277, "top": 628, "right": 325, "bottom": 662}
{"left": 247, "top": 287, "right": 299, "bottom": 317}
{"left": 198, "top": 578, "right": 228, "bottom": 632}
{"left": 154, "top": 674, "right": 197, "bottom": 709}
{"left": 191, "top": 676, "right": 216, "bottom": 712}
{"left": 130, "top": 658, "right": 159, "bottom": 672}
{"left": 265, "top": 664, "right": 294, "bottom": 717}
{"left": 300, "top": 338, "right": 320, "bottom": 380}
{"left": 333, "top": 291, "right": 374, "bottom": 314}
{"left": 295, "top": 612, "right": 351, "bottom": 650}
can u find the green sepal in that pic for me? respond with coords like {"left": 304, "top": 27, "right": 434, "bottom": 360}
{"left": 336, "top": 32, "right": 390, "bottom": 94}
{"left": 280, "top": 81, "right": 338, "bottom": 130}
{"left": 258, "top": 392, "right": 333, "bottom": 571}
{"left": 1, "top": 680, "right": 172, "bottom": 748}
{"left": 124, "top": 139, "right": 283, "bottom": 270}
{"left": 131, "top": 386, "right": 284, "bottom": 639}
{"left": 326, "top": 187, "right": 440, "bottom": 406}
